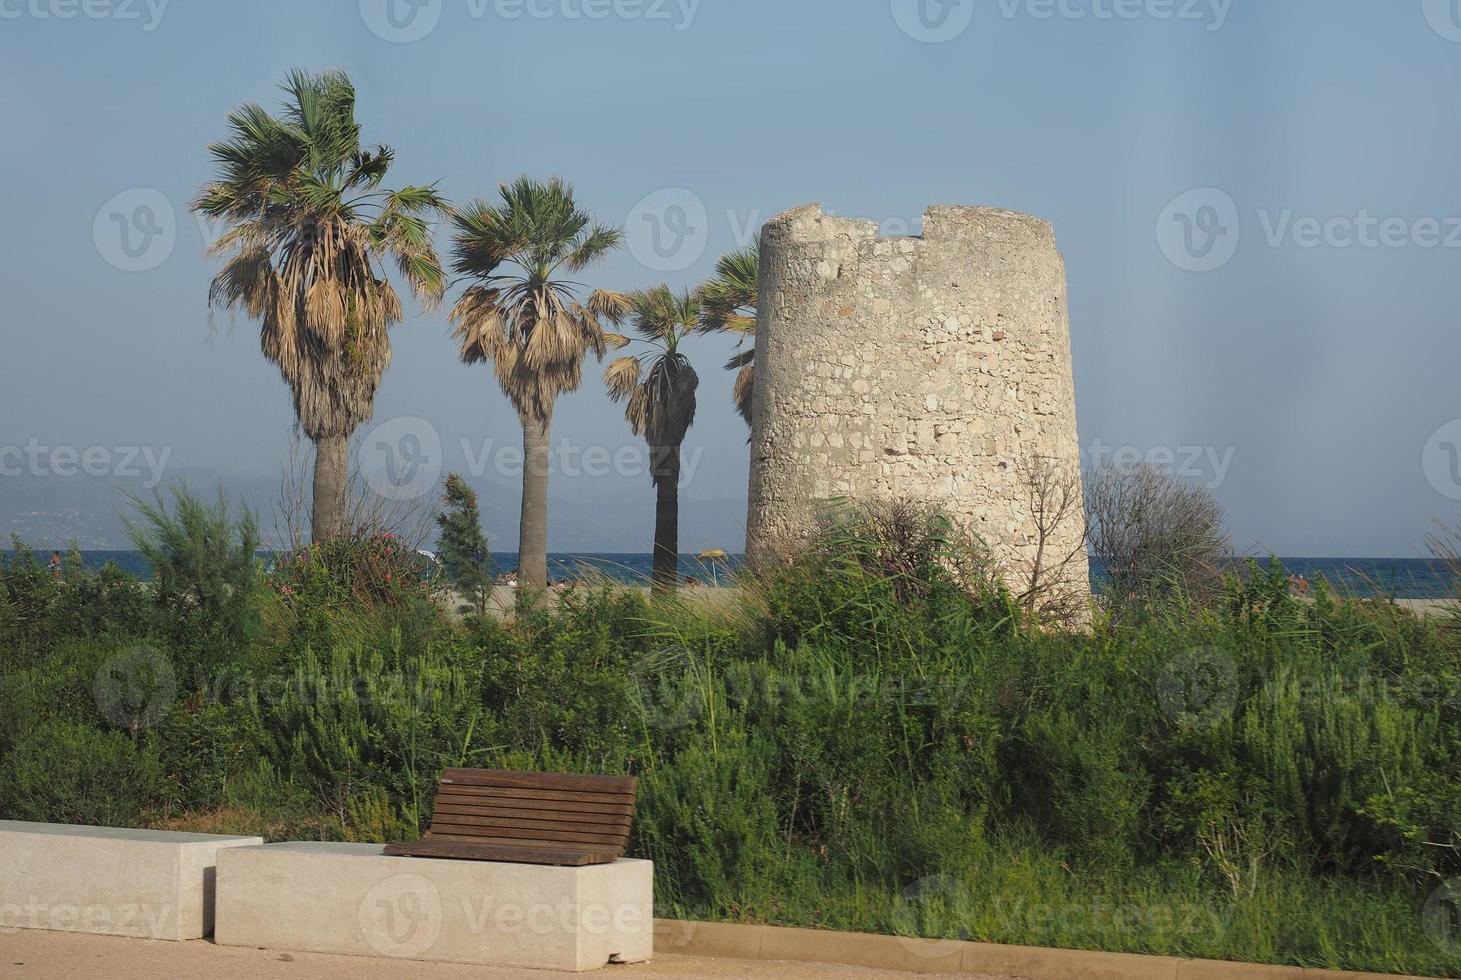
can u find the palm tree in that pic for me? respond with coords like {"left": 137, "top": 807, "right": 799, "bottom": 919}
{"left": 192, "top": 69, "right": 447, "bottom": 543}
{"left": 696, "top": 237, "right": 758, "bottom": 426}
{"left": 604, "top": 286, "right": 700, "bottom": 597}
{"left": 449, "top": 176, "right": 628, "bottom": 590}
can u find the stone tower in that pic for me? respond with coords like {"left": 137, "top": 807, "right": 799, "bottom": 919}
{"left": 745, "top": 203, "right": 1089, "bottom": 597}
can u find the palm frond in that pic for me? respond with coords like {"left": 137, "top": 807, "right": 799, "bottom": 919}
{"left": 604, "top": 356, "right": 643, "bottom": 402}
{"left": 191, "top": 68, "right": 448, "bottom": 440}
{"left": 447, "top": 175, "right": 624, "bottom": 422}
{"left": 696, "top": 236, "right": 759, "bottom": 333}
{"left": 733, "top": 364, "right": 755, "bottom": 428}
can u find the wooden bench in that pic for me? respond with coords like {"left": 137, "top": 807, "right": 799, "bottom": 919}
{"left": 382, "top": 769, "right": 637, "bottom": 867}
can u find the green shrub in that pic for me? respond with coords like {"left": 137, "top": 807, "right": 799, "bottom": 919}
{"left": 153, "top": 694, "right": 263, "bottom": 813}
{"left": 436, "top": 473, "right": 492, "bottom": 616}
{"left": 251, "top": 636, "right": 495, "bottom": 836}
{"left": 0, "top": 719, "right": 166, "bottom": 826}
{"left": 266, "top": 533, "right": 435, "bottom": 612}
{"left": 126, "top": 487, "right": 263, "bottom": 660}
{"left": 0, "top": 539, "right": 65, "bottom": 658}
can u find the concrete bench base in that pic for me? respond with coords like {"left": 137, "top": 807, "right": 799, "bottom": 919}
{"left": 0, "top": 820, "right": 263, "bottom": 940}
{"left": 215, "top": 842, "right": 653, "bottom": 972}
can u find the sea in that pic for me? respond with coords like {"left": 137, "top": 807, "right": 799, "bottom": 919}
{"left": 5, "top": 551, "right": 1456, "bottom": 599}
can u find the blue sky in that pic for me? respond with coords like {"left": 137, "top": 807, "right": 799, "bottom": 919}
{"left": 3, "top": 0, "right": 1461, "bottom": 555}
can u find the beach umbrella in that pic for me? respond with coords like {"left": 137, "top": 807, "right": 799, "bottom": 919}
{"left": 697, "top": 549, "right": 729, "bottom": 586}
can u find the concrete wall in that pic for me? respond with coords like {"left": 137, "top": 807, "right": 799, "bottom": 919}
{"left": 0, "top": 820, "right": 262, "bottom": 940}
{"left": 215, "top": 843, "right": 653, "bottom": 972}
{"left": 746, "top": 203, "right": 1089, "bottom": 599}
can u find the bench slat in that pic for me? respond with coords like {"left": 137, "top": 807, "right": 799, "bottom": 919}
{"left": 383, "top": 840, "right": 617, "bottom": 866}
{"left": 434, "top": 789, "right": 634, "bottom": 816}
{"left": 435, "top": 784, "right": 637, "bottom": 807}
{"left": 441, "top": 769, "right": 637, "bottom": 795}
{"left": 427, "top": 816, "right": 630, "bottom": 843}
{"left": 426, "top": 824, "right": 628, "bottom": 847}
{"left": 432, "top": 804, "right": 632, "bottom": 830}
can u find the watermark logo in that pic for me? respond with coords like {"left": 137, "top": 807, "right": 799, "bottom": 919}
{"left": 359, "top": 874, "right": 443, "bottom": 957}
{"left": 1423, "top": 419, "right": 1461, "bottom": 501}
{"left": 1156, "top": 188, "right": 1241, "bottom": 273}
{"left": 0, "top": 0, "right": 169, "bottom": 30}
{"left": 1160, "top": 189, "right": 1461, "bottom": 271}
{"left": 629, "top": 652, "right": 706, "bottom": 731}
{"left": 1422, "top": 0, "right": 1461, "bottom": 42}
{"left": 359, "top": 0, "right": 442, "bottom": 42}
{"left": 625, "top": 188, "right": 709, "bottom": 273}
{"left": 94, "top": 188, "right": 176, "bottom": 272}
{"left": 1156, "top": 646, "right": 1238, "bottom": 727}
{"left": 891, "top": 874, "right": 973, "bottom": 959}
{"left": 94, "top": 646, "right": 176, "bottom": 732}
{"left": 891, "top": 0, "right": 975, "bottom": 43}
{"left": 1424, "top": 878, "right": 1461, "bottom": 955}
{"left": 654, "top": 917, "right": 704, "bottom": 949}
{"left": 360, "top": 417, "right": 443, "bottom": 502}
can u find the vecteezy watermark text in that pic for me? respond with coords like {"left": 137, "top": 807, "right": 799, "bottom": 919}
{"left": 358, "top": 415, "right": 711, "bottom": 504}
{"left": 1158, "top": 187, "right": 1461, "bottom": 272}
{"left": 357, "top": 874, "right": 646, "bottom": 958}
{"left": 0, "top": 899, "right": 175, "bottom": 938}
{"left": 1085, "top": 439, "right": 1236, "bottom": 490}
{"left": 0, "top": 0, "right": 168, "bottom": 31}
{"left": 993, "top": 0, "right": 1230, "bottom": 29}
{"left": 891, "top": 0, "right": 1229, "bottom": 43}
{"left": 0, "top": 440, "right": 171, "bottom": 488}
{"left": 359, "top": 0, "right": 699, "bottom": 43}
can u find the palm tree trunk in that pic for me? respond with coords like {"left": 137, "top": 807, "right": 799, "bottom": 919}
{"left": 651, "top": 444, "right": 681, "bottom": 599}
{"left": 518, "top": 412, "right": 552, "bottom": 590}
{"left": 311, "top": 433, "right": 349, "bottom": 543}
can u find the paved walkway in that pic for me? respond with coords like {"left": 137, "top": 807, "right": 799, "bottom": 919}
{"left": 0, "top": 931, "right": 1016, "bottom": 980}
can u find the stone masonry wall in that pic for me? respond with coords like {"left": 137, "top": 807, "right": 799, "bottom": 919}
{"left": 746, "top": 203, "right": 1089, "bottom": 598}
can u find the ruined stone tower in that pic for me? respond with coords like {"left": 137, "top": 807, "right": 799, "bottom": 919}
{"left": 746, "top": 203, "right": 1089, "bottom": 597}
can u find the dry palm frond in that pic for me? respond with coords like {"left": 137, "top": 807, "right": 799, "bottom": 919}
{"left": 448, "top": 177, "right": 624, "bottom": 424}
{"left": 733, "top": 364, "right": 756, "bottom": 427}
{"left": 604, "top": 356, "right": 643, "bottom": 402}
{"left": 605, "top": 287, "right": 702, "bottom": 482}
{"left": 191, "top": 69, "right": 448, "bottom": 441}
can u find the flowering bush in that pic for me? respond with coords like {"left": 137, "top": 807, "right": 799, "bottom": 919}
{"left": 266, "top": 534, "right": 435, "bottom": 611}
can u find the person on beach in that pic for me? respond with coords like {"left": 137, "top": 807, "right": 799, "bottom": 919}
{"left": 48, "top": 551, "right": 62, "bottom": 580}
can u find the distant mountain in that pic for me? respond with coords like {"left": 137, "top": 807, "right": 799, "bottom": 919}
{"left": 0, "top": 467, "right": 287, "bottom": 549}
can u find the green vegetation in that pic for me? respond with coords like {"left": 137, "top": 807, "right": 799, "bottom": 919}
{"left": 1, "top": 497, "right": 1458, "bottom": 976}
{"left": 695, "top": 235, "right": 759, "bottom": 427}
{"left": 436, "top": 473, "right": 492, "bottom": 616}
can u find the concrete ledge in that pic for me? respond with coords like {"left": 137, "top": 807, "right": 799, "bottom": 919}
{"left": 215, "top": 843, "right": 652, "bottom": 972}
{"left": 653, "top": 919, "right": 1444, "bottom": 980}
{"left": 0, "top": 820, "right": 263, "bottom": 940}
